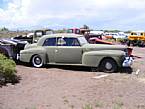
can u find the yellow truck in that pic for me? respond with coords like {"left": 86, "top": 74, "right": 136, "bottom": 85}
{"left": 127, "top": 31, "right": 145, "bottom": 47}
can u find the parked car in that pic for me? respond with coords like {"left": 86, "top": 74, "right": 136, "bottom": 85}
{"left": 104, "top": 32, "right": 128, "bottom": 39}
{"left": 0, "top": 38, "right": 27, "bottom": 59}
{"left": 113, "top": 32, "right": 128, "bottom": 39}
{"left": 20, "top": 33, "right": 133, "bottom": 72}
{"left": 0, "top": 29, "right": 54, "bottom": 60}
{"left": 13, "top": 29, "right": 54, "bottom": 43}
{"left": 127, "top": 31, "right": 145, "bottom": 47}
{"left": 89, "top": 37, "right": 113, "bottom": 45}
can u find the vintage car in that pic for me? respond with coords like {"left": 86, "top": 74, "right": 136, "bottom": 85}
{"left": 20, "top": 33, "right": 133, "bottom": 72}
{"left": 89, "top": 37, "right": 113, "bottom": 45}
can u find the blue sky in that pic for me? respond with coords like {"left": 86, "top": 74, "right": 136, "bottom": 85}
{"left": 0, "top": 0, "right": 5, "bottom": 8}
{"left": 0, "top": 0, "right": 145, "bottom": 30}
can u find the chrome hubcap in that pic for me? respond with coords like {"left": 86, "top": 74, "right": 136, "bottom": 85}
{"left": 35, "top": 57, "right": 41, "bottom": 65}
{"left": 105, "top": 62, "right": 112, "bottom": 70}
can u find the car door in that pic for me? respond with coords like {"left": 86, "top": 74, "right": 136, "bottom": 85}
{"left": 55, "top": 37, "right": 83, "bottom": 64}
{"left": 42, "top": 37, "right": 57, "bottom": 63}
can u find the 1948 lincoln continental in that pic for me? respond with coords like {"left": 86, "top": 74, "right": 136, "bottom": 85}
{"left": 20, "top": 33, "right": 133, "bottom": 72}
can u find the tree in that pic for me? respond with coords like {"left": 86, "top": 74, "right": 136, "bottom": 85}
{"left": 82, "top": 25, "right": 89, "bottom": 29}
{"left": 0, "top": 27, "right": 9, "bottom": 31}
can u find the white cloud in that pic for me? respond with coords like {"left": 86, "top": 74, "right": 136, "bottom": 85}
{"left": 0, "top": 0, "right": 145, "bottom": 30}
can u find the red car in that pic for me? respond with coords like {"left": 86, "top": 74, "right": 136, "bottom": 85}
{"left": 89, "top": 37, "right": 113, "bottom": 45}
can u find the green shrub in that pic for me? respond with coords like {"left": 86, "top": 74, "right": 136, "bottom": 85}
{"left": 0, "top": 54, "right": 17, "bottom": 86}
{"left": 83, "top": 103, "right": 93, "bottom": 109}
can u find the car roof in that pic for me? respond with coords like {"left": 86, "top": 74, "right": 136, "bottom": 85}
{"left": 131, "top": 31, "right": 145, "bottom": 33}
{"left": 41, "top": 33, "right": 83, "bottom": 39}
{"left": 37, "top": 33, "right": 84, "bottom": 46}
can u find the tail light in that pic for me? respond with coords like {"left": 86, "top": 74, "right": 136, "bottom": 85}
{"left": 127, "top": 47, "right": 133, "bottom": 56}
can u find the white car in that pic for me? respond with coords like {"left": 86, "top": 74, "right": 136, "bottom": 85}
{"left": 113, "top": 32, "right": 128, "bottom": 39}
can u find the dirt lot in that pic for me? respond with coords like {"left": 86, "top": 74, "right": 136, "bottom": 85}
{"left": 0, "top": 47, "right": 145, "bottom": 109}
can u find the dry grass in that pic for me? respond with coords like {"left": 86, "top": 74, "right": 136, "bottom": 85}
{"left": 0, "top": 31, "right": 28, "bottom": 38}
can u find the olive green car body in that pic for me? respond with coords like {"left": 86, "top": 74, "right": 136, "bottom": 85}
{"left": 20, "top": 33, "right": 131, "bottom": 71}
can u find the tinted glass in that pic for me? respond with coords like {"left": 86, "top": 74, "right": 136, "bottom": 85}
{"left": 67, "top": 29, "right": 73, "bottom": 33}
{"left": 43, "top": 38, "right": 56, "bottom": 46}
{"left": 141, "top": 33, "right": 143, "bottom": 36}
{"left": 65, "top": 38, "right": 80, "bottom": 46}
{"left": 57, "top": 37, "right": 80, "bottom": 46}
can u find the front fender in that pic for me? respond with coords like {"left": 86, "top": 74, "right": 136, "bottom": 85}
{"left": 20, "top": 47, "right": 47, "bottom": 63}
{"left": 82, "top": 50, "right": 125, "bottom": 67}
{"left": 0, "top": 45, "right": 15, "bottom": 58}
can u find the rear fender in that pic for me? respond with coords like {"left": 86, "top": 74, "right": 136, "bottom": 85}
{"left": 82, "top": 50, "right": 125, "bottom": 67}
{"left": 0, "top": 46, "right": 14, "bottom": 58}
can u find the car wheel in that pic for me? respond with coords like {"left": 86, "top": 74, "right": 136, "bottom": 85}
{"left": 31, "top": 55, "right": 43, "bottom": 68}
{"left": 99, "top": 58, "right": 118, "bottom": 73}
{"left": 126, "top": 40, "right": 130, "bottom": 46}
{"left": 139, "top": 41, "right": 145, "bottom": 47}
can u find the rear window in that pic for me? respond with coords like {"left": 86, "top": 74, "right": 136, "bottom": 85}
{"left": 131, "top": 33, "right": 137, "bottom": 35}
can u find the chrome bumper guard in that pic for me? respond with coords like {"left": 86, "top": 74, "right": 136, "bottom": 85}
{"left": 16, "top": 54, "right": 20, "bottom": 60}
{"left": 122, "top": 57, "right": 133, "bottom": 67}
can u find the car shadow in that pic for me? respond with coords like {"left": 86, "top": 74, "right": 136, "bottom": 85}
{"left": 16, "top": 61, "right": 133, "bottom": 74}
{"left": 45, "top": 64, "right": 92, "bottom": 72}
{"left": 119, "top": 67, "right": 133, "bottom": 74}
{"left": 45, "top": 64, "right": 133, "bottom": 74}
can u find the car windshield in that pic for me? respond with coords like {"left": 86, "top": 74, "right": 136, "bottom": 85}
{"left": 78, "top": 36, "right": 88, "bottom": 45}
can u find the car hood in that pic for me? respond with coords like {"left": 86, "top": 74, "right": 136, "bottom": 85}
{"left": 0, "top": 38, "right": 28, "bottom": 45}
{"left": 24, "top": 43, "right": 37, "bottom": 49}
{"left": 82, "top": 44, "right": 127, "bottom": 52}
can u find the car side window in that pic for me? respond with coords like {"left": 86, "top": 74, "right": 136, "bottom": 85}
{"left": 43, "top": 38, "right": 56, "bottom": 46}
{"left": 65, "top": 38, "right": 80, "bottom": 46}
{"left": 57, "top": 37, "right": 66, "bottom": 46}
{"left": 57, "top": 37, "right": 80, "bottom": 46}
{"left": 140, "top": 33, "right": 143, "bottom": 36}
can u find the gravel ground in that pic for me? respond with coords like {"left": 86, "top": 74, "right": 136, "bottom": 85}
{"left": 0, "top": 47, "right": 145, "bottom": 109}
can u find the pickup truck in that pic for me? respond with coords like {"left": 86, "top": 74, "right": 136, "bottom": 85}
{"left": 0, "top": 29, "right": 53, "bottom": 60}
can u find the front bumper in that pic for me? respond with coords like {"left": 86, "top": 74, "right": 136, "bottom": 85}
{"left": 122, "top": 57, "right": 133, "bottom": 67}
